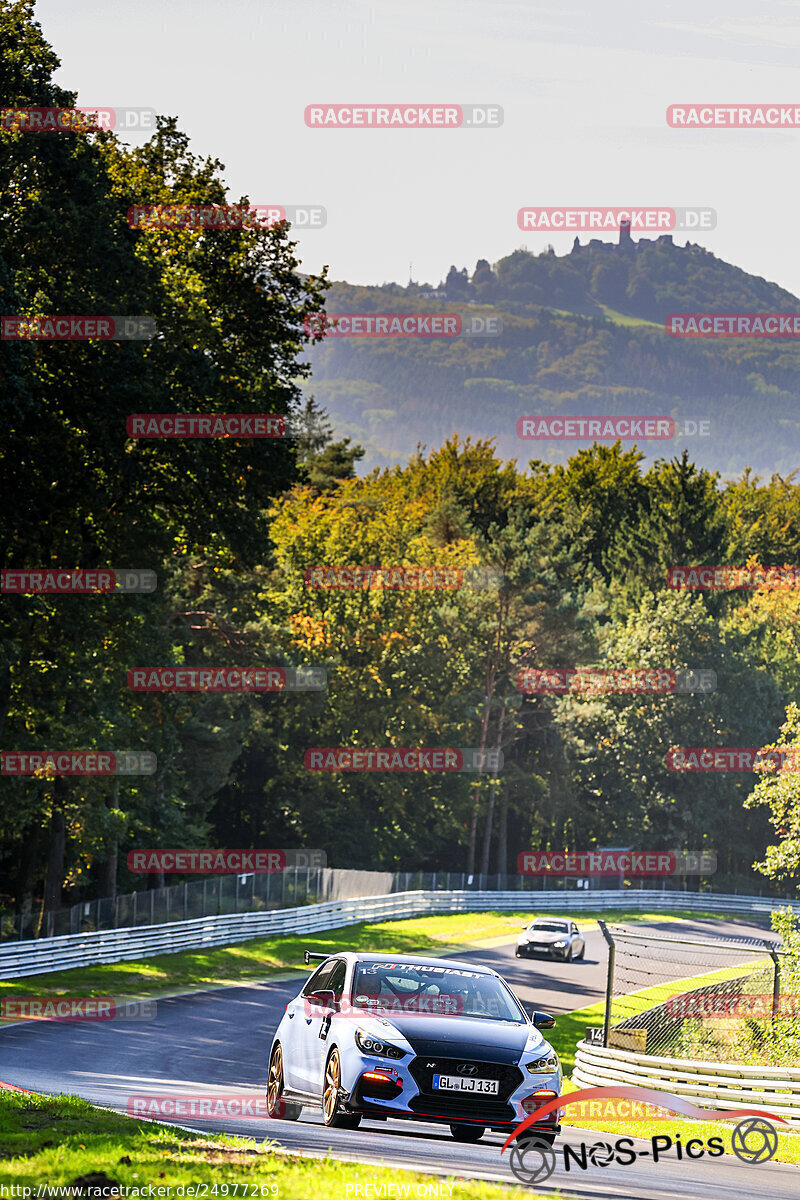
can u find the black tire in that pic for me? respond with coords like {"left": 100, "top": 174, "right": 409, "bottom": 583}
{"left": 518, "top": 1130, "right": 556, "bottom": 1146}
{"left": 576, "top": 943, "right": 585, "bottom": 960}
{"left": 450, "top": 1124, "right": 485, "bottom": 1142}
{"left": 266, "top": 1043, "right": 302, "bottom": 1121}
{"left": 322, "top": 1047, "right": 361, "bottom": 1129}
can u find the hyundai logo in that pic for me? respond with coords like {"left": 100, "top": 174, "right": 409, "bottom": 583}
{"left": 457, "top": 1063, "right": 478, "bottom": 1075}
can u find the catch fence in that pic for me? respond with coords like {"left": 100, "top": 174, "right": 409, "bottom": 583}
{"left": 4, "top": 868, "right": 791, "bottom": 942}
{"left": 596, "top": 921, "right": 796, "bottom": 1062}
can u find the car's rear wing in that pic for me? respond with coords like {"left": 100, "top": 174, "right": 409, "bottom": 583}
{"left": 304, "top": 951, "right": 330, "bottom": 965}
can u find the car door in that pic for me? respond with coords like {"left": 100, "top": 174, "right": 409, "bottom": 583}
{"left": 304, "top": 959, "right": 348, "bottom": 1094}
{"left": 283, "top": 962, "right": 336, "bottom": 1090}
{"left": 570, "top": 921, "right": 584, "bottom": 955}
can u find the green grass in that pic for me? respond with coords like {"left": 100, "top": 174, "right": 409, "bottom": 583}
{"left": 596, "top": 304, "right": 663, "bottom": 328}
{"left": 541, "top": 303, "right": 662, "bottom": 329}
{"left": 0, "top": 1090, "right": 549, "bottom": 1195}
{"left": 0, "top": 907, "right": 694, "bottom": 1006}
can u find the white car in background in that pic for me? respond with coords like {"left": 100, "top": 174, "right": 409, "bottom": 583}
{"left": 516, "top": 918, "right": 585, "bottom": 962}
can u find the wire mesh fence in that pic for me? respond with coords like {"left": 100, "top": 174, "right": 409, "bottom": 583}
{"left": 598, "top": 921, "right": 799, "bottom": 1065}
{"left": 1, "top": 867, "right": 393, "bottom": 941}
{"left": 2, "top": 868, "right": 796, "bottom": 943}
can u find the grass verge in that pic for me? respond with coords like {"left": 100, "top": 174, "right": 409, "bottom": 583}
{"left": 0, "top": 1089, "right": 546, "bottom": 1195}
{"left": 0, "top": 907, "right": 697, "bottom": 1004}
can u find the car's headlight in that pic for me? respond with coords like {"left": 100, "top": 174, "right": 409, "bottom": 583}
{"left": 525, "top": 1053, "right": 559, "bottom": 1073}
{"left": 552, "top": 940, "right": 567, "bottom": 947}
{"left": 355, "top": 1028, "right": 407, "bottom": 1059}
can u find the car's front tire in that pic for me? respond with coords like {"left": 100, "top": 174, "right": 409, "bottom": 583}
{"left": 450, "top": 1124, "right": 485, "bottom": 1142}
{"left": 266, "top": 1043, "right": 302, "bottom": 1121}
{"left": 322, "top": 1047, "right": 361, "bottom": 1129}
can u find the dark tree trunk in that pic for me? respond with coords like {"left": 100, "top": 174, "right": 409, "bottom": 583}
{"left": 43, "top": 795, "right": 67, "bottom": 914}
{"left": 479, "top": 702, "right": 507, "bottom": 876}
{"left": 466, "top": 682, "right": 495, "bottom": 876}
{"left": 96, "top": 848, "right": 118, "bottom": 900}
{"left": 497, "top": 786, "right": 509, "bottom": 877}
{"left": 96, "top": 785, "right": 120, "bottom": 900}
{"left": 0, "top": 665, "right": 10, "bottom": 743}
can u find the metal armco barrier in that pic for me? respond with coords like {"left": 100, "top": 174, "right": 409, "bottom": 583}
{"left": 573, "top": 1038, "right": 800, "bottom": 1127}
{"left": 0, "top": 888, "right": 788, "bottom": 980}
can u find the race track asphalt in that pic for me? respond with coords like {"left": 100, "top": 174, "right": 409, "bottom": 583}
{"left": 1, "top": 914, "right": 796, "bottom": 1198}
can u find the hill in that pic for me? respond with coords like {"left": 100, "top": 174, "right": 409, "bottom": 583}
{"left": 304, "top": 236, "right": 800, "bottom": 476}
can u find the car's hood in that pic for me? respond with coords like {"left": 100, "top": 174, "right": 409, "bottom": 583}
{"left": 364, "top": 1013, "right": 536, "bottom": 1061}
{"left": 522, "top": 930, "right": 567, "bottom": 943}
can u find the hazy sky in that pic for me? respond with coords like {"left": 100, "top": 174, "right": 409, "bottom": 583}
{"left": 33, "top": 0, "right": 800, "bottom": 294}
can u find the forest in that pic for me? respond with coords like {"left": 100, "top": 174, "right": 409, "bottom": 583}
{"left": 2, "top": 2, "right": 800, "bottom": 923}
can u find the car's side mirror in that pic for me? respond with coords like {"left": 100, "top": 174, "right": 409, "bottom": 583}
{"left": 307, "top": 989, "right": 336, "bottom": 1009}
{"left": 532, "top": 1010, "right": 556, "bottom": 1030}
{"left": 521, "top": 924, "right": 528, "bottom": 929}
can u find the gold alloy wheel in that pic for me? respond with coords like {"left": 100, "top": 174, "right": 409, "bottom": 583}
{"left": 323, "top": 1048, "right": 341, "bottom": 1123}
{"left": 267, "top": 1043, "right": 284, "bottom": 1116}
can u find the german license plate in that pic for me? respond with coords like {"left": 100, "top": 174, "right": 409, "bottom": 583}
{"left": 432, "top": 1074, "right": 499, "bottom": 1094}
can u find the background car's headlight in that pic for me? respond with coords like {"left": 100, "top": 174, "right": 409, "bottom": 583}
{"left": 525, "top": 1053, "right": 559, "bottom": 1073}
{"left": 355, "top": 1028, "right": 406, "bottom": 1059}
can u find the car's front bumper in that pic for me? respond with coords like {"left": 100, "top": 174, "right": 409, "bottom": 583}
{"left": 516, "top": 943, "right": 566, "bottom": 957}
{"left": 342, "top": 1054, "right": 562, "bottom": 1134}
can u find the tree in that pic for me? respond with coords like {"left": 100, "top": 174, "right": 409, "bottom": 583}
{"left": 0, "top": 0, "right": 327, "bottom": 914}
{"left": 556, "top": 591, "right": 783, "bottom": 882}
{"left": 745, "top": 705, "right": 800, "bottom": 887}
{"left": 445, "top": 266, "right": 470, "bottom": 298}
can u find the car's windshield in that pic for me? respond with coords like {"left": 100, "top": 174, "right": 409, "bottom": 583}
{"left": 352, "top": 961, "right": 526, "bottom": 1022}
{"left": 529, "top": 921, "right": 569, "bottom": 932}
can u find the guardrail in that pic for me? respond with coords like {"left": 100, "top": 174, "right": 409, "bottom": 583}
{"left": 573, "top": 1038, "right": 800, "bottom": 1127}
{"left": 0, "top": 888, "right": 787, "bottom": 979}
